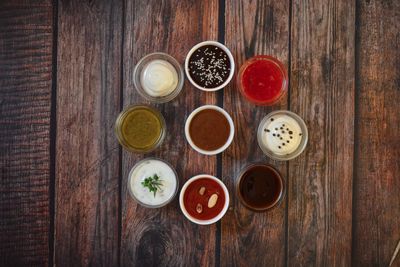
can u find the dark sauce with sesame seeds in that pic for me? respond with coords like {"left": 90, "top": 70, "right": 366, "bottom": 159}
{"left": 239, "top": 55, "right": 287, "bottom": 105}
{"left": 238, "top": 164, "right": 284, "bottom": 211}
{"left": 188, "top": 45, "right": 231, "bottom": 88}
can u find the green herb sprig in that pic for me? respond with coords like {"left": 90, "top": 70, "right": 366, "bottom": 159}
{"left": 141, "top": 174, "right": 163, "bottom": 197}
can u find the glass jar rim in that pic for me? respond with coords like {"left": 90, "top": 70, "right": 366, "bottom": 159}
{"left": 235, "top": 163, "right": 286, "bottom": 212}
{"left": 115, "top": 104, "right": 166, "bottom": 153}
{"left": 257, "top": 110, "right": 308, "bottom": 161}
{"left": 127, "top": 157, "right": 179, "bottom": 208}
{"left": 237, "top": 55, "right": 288, "bottom": 106}
{"left": 133, "top": 52, "right": 184, "bottom": 103}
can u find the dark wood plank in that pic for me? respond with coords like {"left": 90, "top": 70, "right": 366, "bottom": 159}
{"left": 221, "top": 1, "right": 289, "bottom": 266}
{"left": 353, "top": 0, "right": 400, "bottom": 266}
{"left": 0, "top": 1, "right": 53, "bottom": 266}
{"left": 121, "top": 0, "right": 219, "bottom": 266}
{"left": 55, "top": 0, "right": 122, "bottom": 266}
{"left": 288, "top": 0, "right": 355, "bottom": 266}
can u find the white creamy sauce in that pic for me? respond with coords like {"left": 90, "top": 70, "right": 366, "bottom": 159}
{"left": 130, "top": 159, "right": 177, "bottom": 206}
{"left": 261, "top": 114, "right": 303, "bottom": 155}
{"left": 140, "top": 60, "right": 178, "bottom": 97}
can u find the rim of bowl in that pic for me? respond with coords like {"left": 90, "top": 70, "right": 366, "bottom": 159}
{"left": 235, "top": 163, "right": 286, "bottom": 212}
{"left": 133, "top": 52, "right": 184, "bottom": 103}
{"left": 184, "top": 105, "right": 235, "bottom": 155}
{"left": 179, "top": 174, "right": 230, "bottom": 225}
{"left": 127, "top": 157, "right": 179, "bottom": 208}
{"left": 237, "top": 55, "right": 288, "bottom": 106}
{"left": 257, "top": 110, "right": 308, "bottom": 161}
{"left": 184, "top": 41, "right": 235, "bottom": 92}
{"left": 115, "top": 104, "right": 166, "bottom": 153}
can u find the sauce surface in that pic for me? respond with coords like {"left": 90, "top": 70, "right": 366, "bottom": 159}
{"left": 130, "top": 159, "right": 177, "bottom": 206}
{"left": 238, "top": 165, "right": 283, "bottom": 210}
{"left": 188, "top": 45, "right": 231, "bottom": 88}
{"left": 121, "top": 107, "right": 162, "bottom": 150}
{"left": 189, "top": 109, "right": 230, "bottom": 151}
{"left": 261, "top": 114, "right": 303, "bottom": 155}
{"left": 241, "top": 57, "right": 285, "bottom": 104}
{"left": 183, "top": 178, "right": 225, "bottom": 220}
{"left": 140, "top": 59, "right": 178, "bottom": 97}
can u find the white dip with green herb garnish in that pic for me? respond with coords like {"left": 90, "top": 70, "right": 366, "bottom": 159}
{"left": 129, "top": 159, "right": 177, "bottom": 207}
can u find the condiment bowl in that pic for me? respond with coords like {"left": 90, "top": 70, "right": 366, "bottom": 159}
{"left": 115, "top": 105, "right": 166, "bottom": 153}
{"left": 184, "top": 105, "right": 234, "bottom": 155}
{"left": 237, "top": 55, "right": 288, "bottom": 106}
{"left": 128, "top": 157, "right": 179, "bottom": 208}
{"left": 133, "top": 52, "right": 184, "bottom": 103}
{"left": 185, "top": 41, "right": 235, "bottom": 92}
{"left": 257, "top": 110, "right": 308, "bottom": 161}
{"left": 179, "top": 174, "right": 230, "bottom": 225}
{"left": 236, "top": 163, "right": 285, "bottom": 212}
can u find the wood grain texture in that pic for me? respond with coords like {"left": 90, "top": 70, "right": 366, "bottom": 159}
{"left": 221, "top": 1, "right": 289, "bottom": 266}
{"left": 1, "top": 0, "right": 399, "bottom": 266}
{"left": 55, "top": 0, "right": 122, "bottom": 266}
{"left": 0, "top": 1, "right": 53, "bottom": 266}
{"left": 120, "top": 0, "right": 219, "bottom": 266}
{"left": 353, "top": 0, "right": 400, "bottom": 266}
{"left": 288, "top": 0, "right": 355, "bottom": 266}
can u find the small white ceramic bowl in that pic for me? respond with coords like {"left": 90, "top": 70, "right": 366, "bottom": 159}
{"left": 185, "top": 105, "right": 234, "bottom": 155}
{"left": 185, "top": 41, "right": 235, "bottom": 91}
{"left": 179, "top": 174, "right": 230, "bottom": 225}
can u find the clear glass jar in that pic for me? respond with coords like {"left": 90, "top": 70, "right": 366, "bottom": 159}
{"left": 115, "top": 105, "right": 166, "bottom": 153}
{"left": 133, "top": 52, "right": 184, "bottom": 103}
{"left": 257, "top": 110, "right": 308, "bottom": 161}
{"left": 128, "top": 157, "right": 179, "bottom": 208}
{"left": 236, "top": 163, "right": 285, "bottom": 212}
{"left": 238, "top": 55, "right": 288, "bottom": 106}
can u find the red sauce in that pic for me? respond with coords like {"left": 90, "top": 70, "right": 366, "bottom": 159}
{"left": 239, "top": 55, "right": 287, "bottom": 105}
{"left": 183, "top": 178, "right": 225, "bottom": 220}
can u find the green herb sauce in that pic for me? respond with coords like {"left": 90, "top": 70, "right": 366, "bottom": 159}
{"left": 121, "top": 107, "right": 162, "bottom": 150}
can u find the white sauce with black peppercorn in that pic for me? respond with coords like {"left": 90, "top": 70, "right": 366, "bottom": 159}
{"left": 260, "top": 114, "right": 303, "bottom": 155}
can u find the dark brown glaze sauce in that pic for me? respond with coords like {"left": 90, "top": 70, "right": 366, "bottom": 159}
{"left": 238, "top": 164, "right": 284, "bottom": 211}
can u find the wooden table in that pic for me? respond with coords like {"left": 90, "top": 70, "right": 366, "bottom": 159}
{"left": 1, "top": 0, "right": 399, "bottom": 266}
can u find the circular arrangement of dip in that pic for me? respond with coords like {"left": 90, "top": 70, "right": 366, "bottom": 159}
{"left": 260, "top": 113, "right": 303, "bottom": 155}
{"left": 188, "top": 45, "right": 231, "bottom": 88}
{"left": 129, "top": 159, "right": 178, "bottom": 207}
{"left": 189, "top": 108, "right": 230, "bottom": 151}
{"left": 140, "top": 59, "right": 178, "bottom": 97}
